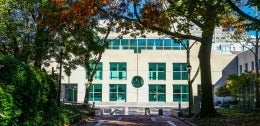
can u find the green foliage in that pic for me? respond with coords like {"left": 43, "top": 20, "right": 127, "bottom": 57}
{"left": 0, "top": 87, "right": 21, "bottom": 126}
{"left": 217, "top": 73, "right": 252, "bottom": 100}
{"left": 215, "top": 85, "right": 231, "bottom": 97}
{"left": 227, "top": 74, "right": 248, "bottom": 98}
{"left": 0, "top": 55, "right": 61, "bottom": 125}
{"left": 130, "top": 0, "right": 231, "bottom": 117}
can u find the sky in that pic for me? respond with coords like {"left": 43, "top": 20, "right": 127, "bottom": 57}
{"left": 240, "top": 5, "right": 260, "bottom": 36}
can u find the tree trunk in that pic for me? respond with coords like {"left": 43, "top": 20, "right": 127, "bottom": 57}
{"left": 34, "top": 28, "right": 47, "bottom": 69}
{"left": 255, "top": 30, "right": 260, "bottom": 108}
{"left": 198, "top": 33, "right": 217, "bottom": 117}
{"left": 84, "top": 79, "right": 93, "bottom": 104}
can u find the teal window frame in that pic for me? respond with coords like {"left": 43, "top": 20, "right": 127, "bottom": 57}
{"left": 164, "top": 39, "right": 172, "bottom": 50}
{"left": 138, "top": 39, "right": 146, "bottom": 50}
{"left": 172, "top": 39, "right": 187, "bottom": 50}
{"left": 107, "top": 38, "right": 187, "bottom": 51}
{"left": 89, "top": 84, "right": 102, "bottom": 102}
{"left": 149, "top": 85, "right": 166, "bottom": 102}
{"left": 112, "top": 39, "right": 120, "bottom": 49}
{"left": 94, "top": 63, "right": 103, "bottom": 80}
{"left": 110, "top": 62, "right": 127, "bottom": 80}
{"left": 173, "top": 85, "right": 189, "bottom": 102}
{"left": 109, "top": 84, "right": 126, "bottom": 102}
{"left": 63, "top": 84, "right": 77, "bottom": 103}
{"left": 130, "top": 39, "right": 137, "bottom": 50}
{"left": 173, "top": 63, "right": 188, "bottom": 80}
{"left": 121, "top": 39, "right": 129, "bottom": 49}
{"left": 149, "top": 63, "right": 166, "bottom": 80}
{"left": 155, "top": 39, "right": 163, "bottom": 50}
{"left": 86, "top": 63, "right": 103, "bottom": 80}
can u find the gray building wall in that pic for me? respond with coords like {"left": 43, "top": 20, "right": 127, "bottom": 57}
{"left": 237, "top": 47, "right": 260, "bottom": 74}
{"left": 214, "top": 56, "right": 238, "bottom": 104}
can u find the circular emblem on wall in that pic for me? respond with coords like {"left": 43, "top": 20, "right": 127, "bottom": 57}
{"left": 131, "top": 76, "right": 144, "bottom": 88}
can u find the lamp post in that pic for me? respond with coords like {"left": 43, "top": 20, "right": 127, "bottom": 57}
{"left": 186, "top": 39, "right": 193, "bottom": 115}
{"left": 58, "top": 45, "right": 65, "bottom": 106}
{"left": 187, "top": 63, "right": 193, "bottom": 115}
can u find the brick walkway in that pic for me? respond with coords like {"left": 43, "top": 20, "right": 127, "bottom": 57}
{"left": 78, "top": 115, "right": 192, "bottom": 126}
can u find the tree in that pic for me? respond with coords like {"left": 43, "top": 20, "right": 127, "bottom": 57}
{"left": 216, "top": 74, "right": 244, "bottom": 101}
{"left": 0, "top": 87, "right": 21, "bottom": 126}
{"left": 182, "top": 40, "right": 200, "bottom": 115}
{"left": 226, "top": 0, "right": 260, "bottom": 108}
{"left": 47, "top": 0, "right": 233, "bottom": 117}
{"left": 215, "top": 85, "right": 232, "bottom": 98}
{"left": 0, "top": 0, "right": 56, "bottom": 69}
{"left": 44, "top": 1, "right": 123, "bottom": 104}
{"left": 63, "top": 27, "right": 109, "bottom": 104}
{"left": 70, "top": 0, "right": 227, "bottom": 117}
{"left": 128, "top": 0, "right": 230, "bottom": 117}
{"left": 0, "top": 55, "right": 59, "bottom": 125}
{"left": 42, "top": 0, "right": 246, "bottom": 117}
{"left": 216, "top": 73, "right": 255, "bottom": 109}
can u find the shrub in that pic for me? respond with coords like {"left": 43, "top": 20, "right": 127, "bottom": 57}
{"left": 0, "top": 87, "right": 22, "bottom": 126}
{"left": 0, "top": 55, "right": 59, "bottom": 125}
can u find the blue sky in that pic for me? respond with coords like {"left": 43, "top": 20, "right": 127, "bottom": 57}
{"left": 240, "top": 5, "right": 260, "bottom": 36}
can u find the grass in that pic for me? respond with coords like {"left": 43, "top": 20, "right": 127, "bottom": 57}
{"left": 193, "top": 108, "right": 260, "bottom": 126}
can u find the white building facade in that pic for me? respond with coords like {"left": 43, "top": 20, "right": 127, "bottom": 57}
{"left": 58, "top": 31, "right": 239, "bottom": 109}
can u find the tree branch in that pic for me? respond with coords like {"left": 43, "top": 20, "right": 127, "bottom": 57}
{"left": 191, "top": 66, "right": 200, "bottom": 85}
{"left": 226, "top": 0, "right": 260, "bottom": 24}
{"left": 132, "top": 2, "right": 203, "bottom": 42}
{"left": 190, "top": 19, "right": 203, "bottom": 28}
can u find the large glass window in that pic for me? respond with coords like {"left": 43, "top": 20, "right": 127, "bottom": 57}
{"left": 147, "top": 39, "right": 154, "bottom": 49}
{"left": 110, "top": 62, "right": 127, "bottom": 80}
{"left": 138, "top": 39, "right": 146, "bottom": 49}
{"left": 155, "top": 39, "right": 163, "bottom": 50}
{"left": 164, "top": 39, "right": 172, "bottom": 50}
{"left": 173, "top": 63, "right": 188, "bottom": 80}
{"left": 107, "top": 38, "right": 187, "bottom": 51}
{"left": 89, "top": 84, "right": 102, "bottom": 102}
{"left": 109, "top": 84, "right": 126, "bottom": 102}
{"left": 114, "top": 39, "right": 121, "bottom": 49}
{"left": 173, "top": 85, "right": 189, "bottom": 102}
{"left": 108, "top": 39, "right": 120, "bottom": 49}
{"left": 63, "top": 84, "right": 77, "bottom": 103}
{"left": 95, "top": 63, "right": 103, "bottom": 80}
{"left": 149, "top": 63, "right": 166, "bottom": 80}
{"left": 86, "top": 63, "right": 103, "bottom": 80}
{"left": 130, "top": 39, "right": 137, "bottom": 49}
{"left": 149, "top": 85, "right": 166, "bottom": 102}
{"left": 121, "top": 39, "right": 129, "bottom": 49}
{"left": 172, "top": 39, "right": 186, "bottom": 50}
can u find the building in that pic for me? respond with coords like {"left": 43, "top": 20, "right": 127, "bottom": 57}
{"left": 237, "top": 46, "right": 260, "bottom": 74}
{"left": 57, "top": 30, "right": 239, "bottom": 110}
{"left": 214, "top": 34, "right": 256, "bottom": 104}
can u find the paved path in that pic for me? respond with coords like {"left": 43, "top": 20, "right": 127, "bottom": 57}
{"left": 78, "top": 115, "right": 191, "bottom": 126}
